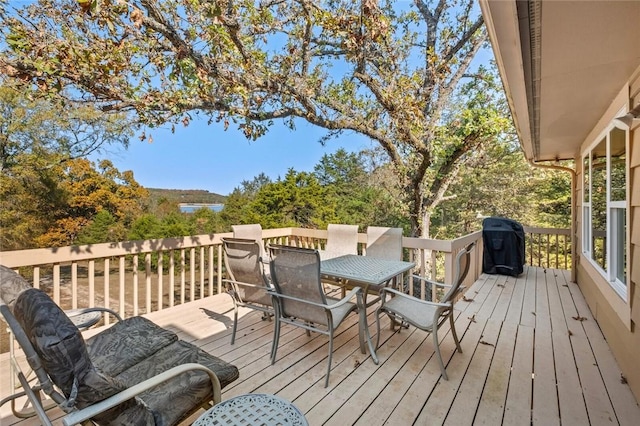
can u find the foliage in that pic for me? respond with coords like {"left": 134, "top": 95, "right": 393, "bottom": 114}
{"left": 247, "top": 169, "right": 334, "bottom": 229}
{"left": 1, "top": 155, "right": 150, "bottom": 249}
{"left": 218, "top": 173, "right": 271, "bottom": 226}
{"left": 0, "top": 0, "right": 511, "bottom": 237}
{"left": 0, "top": 79, "right": 138, "bottom": 249}
{"left": 0, "top": 81, "right": 132, "bottom": 172}
{"left": 128, "top": 213, "right": 164, "bottom": 241}
{"left": 431, "top": 139, "right": 572, "bottom": 239}
{"left": 31, "top": 158, "right": 150, "bottom": 247}
{"left": 76, "top": 210, "right": 126, "bottom": 244}
{"left": 0, "top": 150, "right": 66, "bottom": 249}
{"left": 313, "top": 148, "right": 404, "bottom": 230}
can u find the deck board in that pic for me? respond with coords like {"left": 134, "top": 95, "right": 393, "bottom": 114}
{"left": 2, "top": 266, "right": 639, "bottom": 425}
{"left": 473, "top": 321, "right": 517, "bottom": 425}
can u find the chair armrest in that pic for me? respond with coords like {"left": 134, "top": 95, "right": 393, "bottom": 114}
{"left": 330, "top": 286, "right": 362, "bottom": 309}
{"left": 268, "top": 286, "right": 362, "bottom": 310}
{"left": 380, "top": 287, "right": 451, "bottom": 309}
{"left": 61, "top": 363, "right": 221, "bottom": 426}
{"left": 75, "top": 307, "right": 122, "bottom": 324}
{"left": 223, "top": 279, "right": 270, "bottom": 290}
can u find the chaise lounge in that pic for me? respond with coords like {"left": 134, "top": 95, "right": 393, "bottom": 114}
{"left": 0, "top": 265, "right": 239, "bottom": 426}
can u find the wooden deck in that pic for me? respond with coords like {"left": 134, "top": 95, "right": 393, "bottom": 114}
{"left": 2, "top": 266, "right": 639, "bottom": 425}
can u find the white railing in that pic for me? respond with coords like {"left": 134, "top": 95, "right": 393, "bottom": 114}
{"left": 0, "top": 226, "right": 569, "bottom": 325}
{"left": 0, "top": 228, "right": 484, "bottom": 322}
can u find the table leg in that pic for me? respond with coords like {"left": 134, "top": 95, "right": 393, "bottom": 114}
{"left": 357, "top": 293, "right": 379, "bottom": 365}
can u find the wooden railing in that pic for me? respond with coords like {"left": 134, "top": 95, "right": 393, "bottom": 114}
{"left": 523, "top": 226, "right": 572, "bottom": 270}
{"left": 0, "top": 226, "right": 568, "bottom": 323}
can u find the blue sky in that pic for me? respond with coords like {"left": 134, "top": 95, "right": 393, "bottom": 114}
{"left": 103, "top": 119, "right": 372, "bottom": 196}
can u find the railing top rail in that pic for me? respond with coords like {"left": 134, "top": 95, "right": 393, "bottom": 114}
{"left": 523, "top": 226, "right": 571, "bottom": 235}
{"left": 0, "top": 234, "right": 225, "bottom": 268}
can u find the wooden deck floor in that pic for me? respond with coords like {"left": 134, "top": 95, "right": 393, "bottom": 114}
{"left": 2, "top": 266, "right": 639, "bottom": 425}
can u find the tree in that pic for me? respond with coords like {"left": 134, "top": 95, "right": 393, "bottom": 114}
{"left": 0, "top": 0, "right": 510, "bottom": 237}
{"left": 128, "top": 214, "right": 163, "bottom": 241}
{"left": 76, "top": 210, "right": 126, "bottom": 244}
{"left": 33, "top": 158, "right": 149, "bottom": 247}
{"left": 219, "top": 173, "right": 271, "bottom": 228}
{"left": 432, "top": 139, "right": 571, "bottom": 239}
{"left": 189, "top": 206, "right": 221, "bottom": 235}
{"left": 0, "top": 80, "right": 137, "bottom": 249}
{"left": 432, "top": 139, "right": 534, "bottom": 239}
{"left": 0, "top": 82, "right": 132, "bottom": 172}
{"left": 314, "top": 148, "right": 402, "bottom": 228}
{"left": 248, "top": 169, "right": 334, "bottom": 229}
{"left": 0, "top": 150, "right": 66, "bottom": 249}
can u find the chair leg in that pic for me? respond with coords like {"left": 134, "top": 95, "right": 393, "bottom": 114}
{"left": 433, "top": 326, "right": 448, "bottom": 381}
{"left": 358, "top": 312, "right": 365, "bottom": 354}
{"left": 271, "top": 316, "right": 281, "bottom": 364}
{"left": 325, "top": 333, "right": 334, "bottom": 388}
{"left": 231, "top": 305, "right": 239, "bottom": 345}
{"left": 449, "top": 312, "right": 462, "bottom": 353}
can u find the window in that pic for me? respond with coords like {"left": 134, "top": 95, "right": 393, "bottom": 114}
{"left": 582, "top": 123, "right": 628, "bottom": 298}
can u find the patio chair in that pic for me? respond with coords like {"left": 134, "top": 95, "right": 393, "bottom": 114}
{"left": 267, "top": 244, "right": 364, "bottom": 388}
{"left": 232, "top": 223, "right": 270, "bottom": 275}
{"left": 365, "top": 226, "right": 404, "bottom": 298}
{"left": 365, "top": 226, "right": 403, "bottom": 261}
{"left": 221, "top": 237, "right": 274, "bottom": 344}
{"left": 320, "top": 223, "right": 359, "bottom": 260}
{"left": 374, "top": 242, "right": 475, "bottom": 380}
{"left": 0, "top": 265, "right": 239, "bottom": 426}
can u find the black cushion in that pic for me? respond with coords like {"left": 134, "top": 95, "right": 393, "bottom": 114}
{"left": 14, "top": 288, "right": 154, "bottom": 424}
{"left": 14, "top": 288, "right": 95, "bottom": 397}
{"left": 13, "top": 287, "right": 240, "bottom": 425}
{"left": 86, "top": 316, "right": 178, "bottom": 377}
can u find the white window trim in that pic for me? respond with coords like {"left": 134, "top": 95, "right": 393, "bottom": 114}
{"left": 582, "top": 117, "right": 628, "bottom": 301}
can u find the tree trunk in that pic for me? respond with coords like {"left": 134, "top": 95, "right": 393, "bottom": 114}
{"left": 422, "top": 210, "right": 431, "bottom": 239}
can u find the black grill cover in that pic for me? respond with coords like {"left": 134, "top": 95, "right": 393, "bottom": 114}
{"left": 482, "top": 217, "right": 525, "bottom": 277}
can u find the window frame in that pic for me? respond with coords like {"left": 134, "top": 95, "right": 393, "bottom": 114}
{"left": 581, "top": 119, "right": 629, "bottom": 300}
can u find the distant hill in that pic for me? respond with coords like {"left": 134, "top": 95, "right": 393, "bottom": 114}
{"left": 147, "top": 188, "right": 227, "bottom": 204}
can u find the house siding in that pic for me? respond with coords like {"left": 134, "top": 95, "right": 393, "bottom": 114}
{"left": 576, "top": 70, "right": 640, "bottom": 401}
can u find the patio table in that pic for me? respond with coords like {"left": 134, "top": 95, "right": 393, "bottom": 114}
{"left": 320, "top": 254, "right": 415, "bottom": 364}
{"left": 192, "top": 393, "right": 308, "bottom": 425}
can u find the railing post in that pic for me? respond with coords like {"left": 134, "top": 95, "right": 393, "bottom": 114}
{"left": 158, "top": 252, "right": 163, "bottom": 311}
{"left": 217, "top": 244, "right": 223, "bottom": 295}
{"left": 208, "top": 246, "right": 214, "bottom": 297}
{"left": 53, "top": 264, "right": 60, "bottom": 305}
{"left": 133, "top": 254, "right": 139, "bottom": 316}
{"left": 145, "top": 253, "right": 152, "bottom": 314}
{"left": 104, "top": 258, "right": 111, "bottom": 324}
{"left": 443, "top": 252, "right": 454, "bottom": 286}
{"left": 88, "top": 260, "right": 95, "bottom": 309}
{"left": 118, "top": 256, "right": 126, "bottom": 319}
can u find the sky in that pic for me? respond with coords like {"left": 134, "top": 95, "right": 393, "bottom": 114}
{"left": 102, "top": 119, "right": 373, "bottom": 196}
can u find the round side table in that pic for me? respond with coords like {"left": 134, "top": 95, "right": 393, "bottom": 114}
{"left": 192, "top": 393, "right": 308, "bottom": 426}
